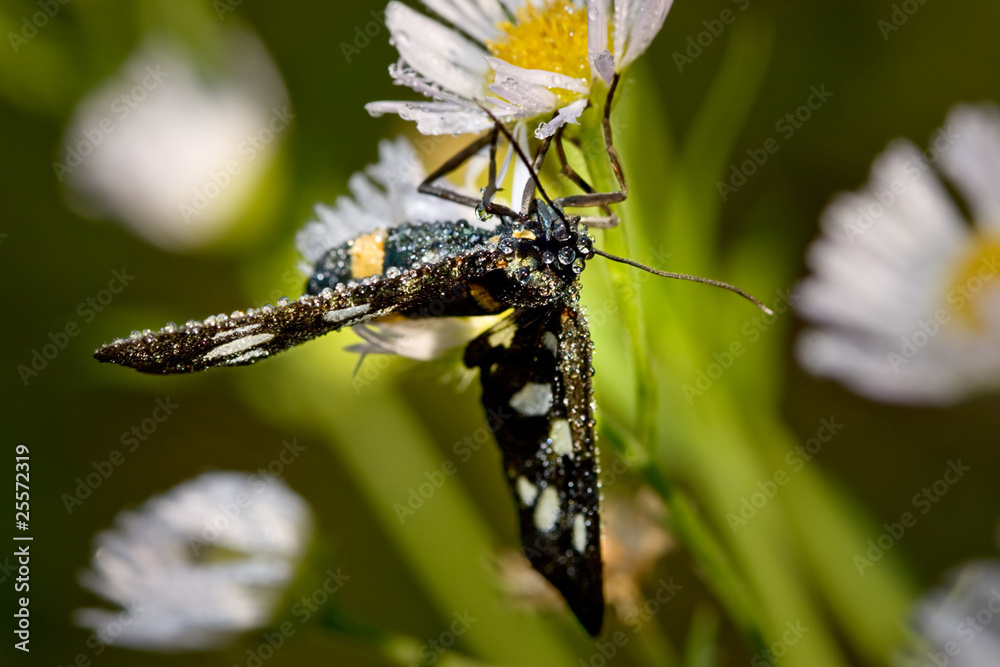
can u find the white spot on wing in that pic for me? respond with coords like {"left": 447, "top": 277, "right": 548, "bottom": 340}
{"left": 533, "top": 486, "right": 560, "bottom": 533}
{"left": 488, "top": 325, "right": 516, "bottom": 349}
{"left": 509, "top": 383, "right": 553, "bottom": 417}
{"left": 211, "top": 323, "right": 261, "bottom": 340}
{"left": 516, "top": 476, "right": 538, "bottom": 506}
{"left": 323, "top": 303, "right": 371, "bottom": 323}
{"left": 572, "top": 513, "right": 587, "bottom": 552}
{"left": 549, "top": 419, "right": 573, "bottom": 458}
{"left": 542, "top": 331, "right": 558, "bottom": 353}
{"left": 203, "top": 333, "right": 274, "bottom": 361}
{"left": 227, "top": 348, "right": 269, "bottom": 365}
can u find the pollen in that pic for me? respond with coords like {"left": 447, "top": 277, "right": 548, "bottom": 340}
{"left": 946, "top": 236, "right": 1000, "bottom": 329}
{"left": 487, "top": 2, "right": 595, "bottom": 100}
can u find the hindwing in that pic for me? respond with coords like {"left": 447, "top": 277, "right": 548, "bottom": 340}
{"left": 465, "top": 305, "right": 603, "bottom": 635}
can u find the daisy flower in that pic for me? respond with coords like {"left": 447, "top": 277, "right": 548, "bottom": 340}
{"left": 296, "top": 135, "right": 501, "bottom": 360}
{"left": 796, "top": 103, "right": 1000, "bottom": 405}
{"left": 896, "top": 560, "right": 1000, "bottom": 667}
{"left": 74, "top": 472, "right": 313, "bottom": 651}
{"left": 59, "top": 30, "right": 289, "bottom": 251}
{"left": 365, "top": 0, "right": 674, "bottom": 138}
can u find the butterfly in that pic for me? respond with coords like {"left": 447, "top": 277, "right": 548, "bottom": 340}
{"left": 94, "top": 75, "right": 768, "bottom": 636}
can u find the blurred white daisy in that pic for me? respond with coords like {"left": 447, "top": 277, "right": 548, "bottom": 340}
{"left": 796, "top": 103, "right": 1000, "bottom": 405}
{"left": 59, "top": 30, "right": 289, "bottom": 251}
{"left": 297, "top": 135, "right": 501, "bottom": 360}
{"left": 365, "top": 0, "right": 674, "bottom": 138}
{"left": 896, "top": 560, "right": 1000, "bottom": 667}
{"left": 74, "top": 471, "right": 313, "bottom": 652}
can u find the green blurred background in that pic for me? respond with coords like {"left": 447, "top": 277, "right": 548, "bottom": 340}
{"left": 2, "top": 0, "right": 1000, "bottom": 665}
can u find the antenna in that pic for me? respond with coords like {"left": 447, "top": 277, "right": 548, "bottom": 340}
{"left": 474, "top": 101, "right": 773, "bottom": 315}
{"left": 592, "top": 248, "right": 774, "bottom": 315}
{"left": 475, "top": 101, "right": 560, "bottom": 212}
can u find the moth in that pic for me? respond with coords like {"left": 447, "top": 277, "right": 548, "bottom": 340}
{"left": 94, "top": 75, "right": 768, "bottom": 635}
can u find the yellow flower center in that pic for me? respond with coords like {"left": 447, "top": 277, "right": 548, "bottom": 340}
{"left": 487, "top": 1, "right": 594, "bottom": 103}
{"left": 946, "top": 236, "right": 1000, "bottom": 329}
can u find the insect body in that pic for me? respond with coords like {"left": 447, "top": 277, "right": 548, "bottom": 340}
{"left": 95, "top": 196, "right": 607, "bottom": 634}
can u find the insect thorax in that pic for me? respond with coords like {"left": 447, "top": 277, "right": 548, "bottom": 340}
{"left": 306, "top": 202, "right": 593, "bottom": 316}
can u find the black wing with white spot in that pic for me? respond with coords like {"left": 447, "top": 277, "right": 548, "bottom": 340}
{"left": 95, "top": 251, "right": 505, "bottom": 375}
{"left": 464, "top": 305, "right": 603, "bottom": 635}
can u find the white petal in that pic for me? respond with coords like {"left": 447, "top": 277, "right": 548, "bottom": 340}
{"left": 487, "top": 57, "right": 590, "bottom": 96}
{"left": 617, "top": 0, "right": 674, "bottom": 70}
{"left": 499, "top": 0, "right": 527, "bottom": 14}
{"left": 535, "top": 99, "right": 588, "bottom": 139}
{"left": 587, "top": 0, "right": 610, "bottom": 79}
{"left": 904, "top": 560, "right": 1000, "bottom": 663}
{"left": 386, "top": 1, "right": 489, "bottom": 100}
{"left": 511, "top": 122, "right": 534, "bottom": 210}
{"left": 793, "top": 125, "right": 1000, "bottom": 405}
{"left": 60, "top": 32, "right": 288, "bottom": 252}
{"left": 937, "top": 103, "right": 1000, "bottom": 230}
{"left": 612, "top": 0, "right": 631, "bottom": 64}
{"left": 350, "top": 315, "right": 502, "bottom": 360}
{"left": 297, "top": 135, "right": 472, "bottom": 264}
{"left": 74, "top": 472, "right": 313, "bottom": 651}
{"left": 487, "top": 58, "right": 560, "bottom": 113}
{"left": 593, "top": 49, "right": 616, "bottom": 84}
{"left": 366, "top": 100, "right": 495, "bottom": 135}
{"left": 420, "top": 0, "right": 507, "bottom": 43}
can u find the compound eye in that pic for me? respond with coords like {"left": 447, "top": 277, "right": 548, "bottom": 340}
{"left": 550, "top": 220, "right": 570, "bottom": 242}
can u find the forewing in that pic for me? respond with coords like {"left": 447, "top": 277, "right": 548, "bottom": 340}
{"left": 465, "top": 305, "right": 603, "bottom": 635}
{"left": 95, "top": 251, "right": 503, "bottom": 375}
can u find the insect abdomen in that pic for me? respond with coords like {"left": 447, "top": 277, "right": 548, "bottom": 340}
{"left": 307, "top": 220, "right": 490, "bottom": 293}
